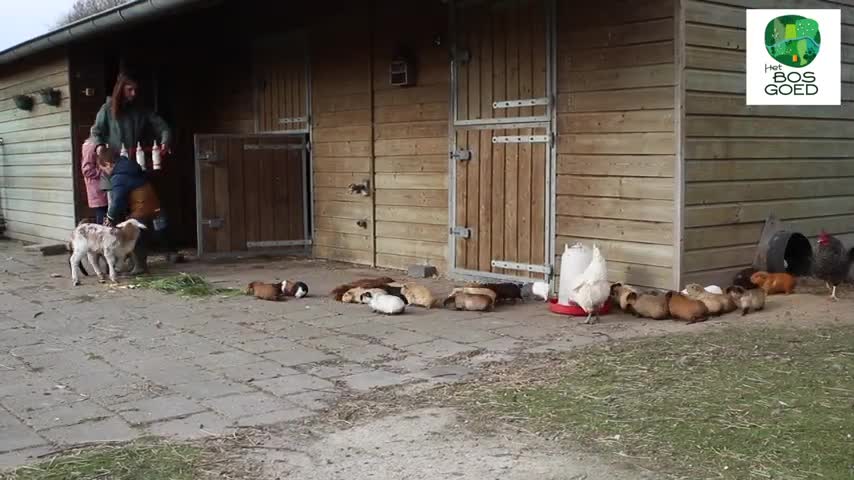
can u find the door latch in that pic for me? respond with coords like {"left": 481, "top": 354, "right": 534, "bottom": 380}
{"left": 450, "top": 226, "right": 472, "bottom": 239}
{"left": 450, "top": 149, "right": 472, "bottom": 161}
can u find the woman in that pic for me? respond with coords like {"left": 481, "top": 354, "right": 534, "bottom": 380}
{"left": 93, "top": 71, "right": 176, "bottom": 269}
{"left": 91, "top": 71, "right": 172, "bottom": 201}
{"left": 98, "top": 148, "right": 161, "bottom": 275}
{"left": 81, "top": 131, "right": 108, "bottom": 224}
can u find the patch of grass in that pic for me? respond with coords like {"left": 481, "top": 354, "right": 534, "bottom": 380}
{"left": 132, "top": 273, "right": 241, "bottom": 298}
{"left": 1, "top": 441, "right": 203, "bottom": 480}
{"left": 458, "top": 326, "right": 854, "bottom": 479}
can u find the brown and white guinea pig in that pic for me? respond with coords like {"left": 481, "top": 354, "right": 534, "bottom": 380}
{"left": 725, "top": 285, "right": 766, "bottom": 316}
{"left": 683, "top": 283, "right": 737, "bottom": 316}
{"left": 443, "top": 292, "right": 494, "bottom": 311}
{"left": 331, "top": 277, "right": 395, "bottom": 301}
{"left": 732, "top": 267, "right": 759, "bottom": 290}
{"left": 665, "top": 291, "right": 708, "bottom": 324}
{"left": 278, "top": 280, "right": 308, "bottom": 298}
{"left": 246, "top": 281, "right": 284, "bottom": 301}
{"left": 401, "top": 283, "right": 435, "bottom": 309}
{"left": 469, "top": 282, "right": 523, "bottom": 304}
{"left": 610, "top": 283, "right": 639, "bottom": 311}
{"left": 624, "top": 291, "right": 669, "bottom": 320}
{"left": 750, "top": 271, "right": 796, "bottom": 295}
{"left": 449, "top": 287, "right": 497, "bottom": 304}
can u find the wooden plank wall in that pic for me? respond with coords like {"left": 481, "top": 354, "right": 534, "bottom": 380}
{"left": 0, "top": 52, "right": 74, "bottom": 244}
{"left": 556, "top": 0, "right": 677, "bottom": 289}
{"left": 682, "top": 0, "right": 854, "bottom": 286}
{"left": 372, "top": 1, "right": 449, "bottom": 271}
{"left": 309, "top": 1, "right": 449, "bottom": 270}
{"left": 310, "top": 12, "right": 375, "bottom": 266}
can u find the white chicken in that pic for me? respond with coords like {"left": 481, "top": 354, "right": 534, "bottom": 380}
{"left": 568, "top": 244, "right": 610, "bottom": 325}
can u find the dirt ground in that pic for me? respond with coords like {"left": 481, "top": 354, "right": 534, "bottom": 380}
{"left": 2, "top": 240, "right": 853, "bottom": 479}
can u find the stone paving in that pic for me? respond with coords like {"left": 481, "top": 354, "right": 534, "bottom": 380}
{"left": 0, "top": 239, "right": 687, "bottom": 469}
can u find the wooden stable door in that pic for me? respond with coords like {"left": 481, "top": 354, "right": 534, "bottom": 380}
{"left": 451, "top": 0, "right": 552, "bottom": 279}
{"left": 195, "top": 134, "right": 309, "bottom": 255}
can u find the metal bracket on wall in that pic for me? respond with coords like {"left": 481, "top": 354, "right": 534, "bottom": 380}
{"left": 454, "top": 48, "right": 471, "bottom": 64}
{"left": 197, "top": 152, "right": 219, "bottom": 165}
{"left": 491, "top": 259, "right": 553, "bottom": 275}
{"left": 201, "top": 218, "right": 224, "bottom": 229}
{"left": 243, "top": 143, "right": 304, "bottom": 151}
{"left": 450, "top": 226, "right": 472, "bottom": 239}
{"left": 278, "top": 116, "right": 308, "bottom": 125}
{"left": 492, "top": 97, "right": 550, "bottom": 109}
{"left": 492, "top": 135, "right": 550, "bottom": 144}
{"left": 450, "top": 149, "right": 472, "bottom": 161}
{"left": 246, "top": 240, "right": 312, "bottom": 249}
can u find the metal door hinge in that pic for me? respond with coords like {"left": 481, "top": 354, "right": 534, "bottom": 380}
{"left": 492, "top": 135, "right": 550, "bottom": 144}
{"left": 492, "top": 97, "right": 550, "bottom": 109}
{"left": 450, "top": 226, "right": 472, "bottom": 239}
{"left": 450, "top": 149, "right": 472, "bottom": 161}
{"left": 491, "top": 259, "right": 552, "bottom": 275}
{"left": 201, "top": 218, "right": 224, "bottom": 229}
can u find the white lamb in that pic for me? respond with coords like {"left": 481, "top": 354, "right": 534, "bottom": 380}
{"left": 69, "top": 219, "right": 146, "bottom": 286}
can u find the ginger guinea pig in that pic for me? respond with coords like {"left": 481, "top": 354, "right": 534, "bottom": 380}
{"left": 624, "top": 291, "right": 669, "bottom": 320}
{"left": 750, "top": 271, "right": 796, "bottom": 295}
{"left": 665, "top": 291, "right": 708, "bottom": 324}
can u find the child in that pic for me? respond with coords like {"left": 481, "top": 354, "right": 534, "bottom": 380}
{"left": 81, "top": 136, "right": 108, "bottom": 224}
{"left": 97, "top": 148, "right": 160, "bottom": 274}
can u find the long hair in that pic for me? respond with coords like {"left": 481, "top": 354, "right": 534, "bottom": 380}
{"left": 110, "top": 72, "right": 138, "bottom": 118}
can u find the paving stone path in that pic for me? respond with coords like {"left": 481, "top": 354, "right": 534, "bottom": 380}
{"left": 0, "top": 240, "right": 681, "bottom": 469}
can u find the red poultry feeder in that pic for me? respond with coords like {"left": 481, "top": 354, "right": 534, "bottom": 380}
{"left": 548, "top": 298, "right": 611, "bottom": 317}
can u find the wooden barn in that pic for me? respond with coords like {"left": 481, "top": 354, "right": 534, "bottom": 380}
{"left": 0, "top": 0, "right": 852, "bottom": 290}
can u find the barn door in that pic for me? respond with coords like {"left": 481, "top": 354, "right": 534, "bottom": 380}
{"left": 450, "top": 0, "right": 554, "bottom": 281}
{"left": 195, "top": 134, "right": 310, "bottom": 256}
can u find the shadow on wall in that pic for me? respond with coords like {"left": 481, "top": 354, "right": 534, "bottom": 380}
{"left": 0, "top": 137, "right": 5, "bottom": 237}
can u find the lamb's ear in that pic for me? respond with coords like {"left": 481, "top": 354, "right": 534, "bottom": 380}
{"left": 626, "top": 292, "right": 637, "bottom": 302}
{"left": 664, "top": 291, "right": 674, "bottom": 301}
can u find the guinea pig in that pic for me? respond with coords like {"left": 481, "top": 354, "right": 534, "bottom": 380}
{"left": 531, "top": 281, "right": 550, "bottom": 301}
{"left": 683, "top": 283, "right": 737, "bottom": 316}
{"left": 624, "top": 291, "right": 669, "bottom": 320}
{"left": 444, "top": 292, "right": 494, "bottom": 311}
{"left": 246, "top": 281, "right": 284, "bottom": 301}
{"left": 359, "top": 288, "right": 389, "bottom": 304}
{"left": 341, "top": 287, "right": 369, "bottom": 304}
{"left": 367, "top": 292, "right": 406, "bottom": 315}
{"left": 449, "top": 287, "right": 497, "bottom": 304}
{"left": 749, "top": 271, "right": 796, "bottom": 295}
{"left": 401, "top": 283, "right": 435, "bottom": 308}
{"left": 610, "top": 283, "right": 638, "bottom": 311}
{"left": 665, "top": 291, "right": 708, "bottom": 324}
{"left": 732, "top": 267, "right": 759, "bottom": 290}
{"left": 470, "top": 282, "right": 523, "bottom": 304}
{"left": 279, "top": 280, "right": 308, "bottom": 298}
{"left": 726, "top": 285, "right": 766, "bottom": 316}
